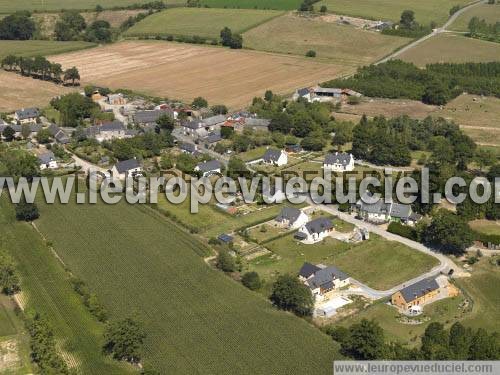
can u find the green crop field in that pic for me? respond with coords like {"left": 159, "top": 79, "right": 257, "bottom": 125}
{"left": 34, "top": 196, "right": 340, "bottom": 374}
{"left": 0, "top": 197, "right": 132, "bottom": 374}
{"left": 252, "top": 233, "right": 438, "bottom": 290}
{"left": 399, "top": 33, "right": 500, "bottom": 67}
{"left": 0, "top": 0, "right": 156, "bottom": 13}
{"left": 449, "top": 3, "right": 500, "bottom": 31}
{"left": 0, "top": 40, "right": 96, "bottom": 60}
{"left": 200, "top": 0, "right": 301, "bottom": 10}
{"left": 125, "top": 8, "right": 284, "bottom": 38}
{"left": 244, "top": 13, "right": 410, "bottom": 65}
{"left": 316, "top": 0, "right": 471, "bottom": 26}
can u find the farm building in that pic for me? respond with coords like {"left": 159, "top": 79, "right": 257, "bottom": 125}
{"left": 293, "top": 87, "right": 362, "bottom": 103}
{"left": 107, "top": 93, "right": 127, "bottom": 105}
{"left": 134, "top": 108, "right": 174, "bottom": 126}
{"left": 85, "top": 121, "right": 136, "bottom": 142}
{"left": 323, "top": 152, "right": 355, "bottom": 172}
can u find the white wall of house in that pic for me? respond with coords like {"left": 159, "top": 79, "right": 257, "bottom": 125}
{"left": 40, "top": 160, "right": 58, "bottom": 170}
{"left": 298, "top": 226, "right": 330, "bottom": 244}
{"left": 323, "top": 157, "right": 355, "bottom": 172}
{"left": 111, "top": 166, "right": 142, "bottom": 180}
{"left": 264, "top": 151, "right": 288, "bottom": 166}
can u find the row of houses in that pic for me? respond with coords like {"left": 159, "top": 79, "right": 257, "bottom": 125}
{"left": 355, "top": 198, "right": 422, "bottom": 225}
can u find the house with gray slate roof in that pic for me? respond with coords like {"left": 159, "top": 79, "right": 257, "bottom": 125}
{"left": 194, "top": 160, "right": 222, "bottom": 177}
{"left": 356, "top": 195, "right": 421, "bottom": 225}
{"left": 14, "top": 108, "right": 40, "bottom": 124}
{"left": 295, "top": 217, "right": 333, "bottom": 243}
{"left": 38, "top": 151, "right": 58, "bottom": 170}
{"left": 85, "top": 121, "right": 133, "bottom": 142}
{"left": 298, "top": 263, "right": 350, "bottom": 299}
{"left": 391, "top": 277, "right": 440, "bottom": 311}
{"left": 323, "top": 152, "right": 354, "bottom": 172}
{"left": 111, "top": 158, "right": 142, "bottom": 179}
{"left": 181, "top": 114, "right": 226, "bottom": 138}
{"left": 262, "top": 149, "right": 288, "bottom": 166}
{"left": 275, "top": 207, "right": 309, "bottom": 229}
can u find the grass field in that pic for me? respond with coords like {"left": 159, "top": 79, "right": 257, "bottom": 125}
{"left": 0, "top": 0, "right": 155, "bottom": 13}
{"left": 449, "top": 3, "right": 500, "bottom": 31}
{"left": 455, "top": 259, "right": 500, "bottom": 332}
{"left": 399, "top": 33, "right": 500, "bottom": 66}
{"left": 0, "top": 40, "right": 96, "bottom": 60}
{"left": 243, "top": 13, "right": 410, "bottom": 65}
{"left": 200, "top": 0, "right": 302, "bottom": 10}
{"left": 251, "top": 234, "right": 438, "bottom": 290}
{"left": 316, "top": 0, "right": 470, "bottom": 25}
{"left": 125, "top": 8, "right": 284, "bottom": 38}
{"left": 49, "top": 40, "right": 351, "bottom": 109}
{"left": 0, "top": 197, "right": 132, "bottom": 374}
{"left": 34, "top": 197, "right": 340, "bottom": 374}
{"left": 469, "top": 220, "right": 500, "bottom": 235}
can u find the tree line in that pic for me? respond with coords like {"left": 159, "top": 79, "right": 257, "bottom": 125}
{"left": 468, "top": 16, "right": 500, "bottom": 43}
{"left": 323, "top": 60, "right": 500, "bottom": 105}
{"left": 328, "top": 319, "right": 499, "bottom": 360}
{"left": 1, "top": 54, "right": 80, "bottom": 85}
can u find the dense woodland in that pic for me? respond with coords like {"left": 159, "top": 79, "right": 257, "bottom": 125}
{"left": 323, "top": 60, "right": 500, "bottom": 105}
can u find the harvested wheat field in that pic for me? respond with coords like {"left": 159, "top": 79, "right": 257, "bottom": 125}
{"left": 0, "top": 71, "right": 75, "bottom": 112}
{"left": 49, "top": 41, "right": 352, "bottom": 108}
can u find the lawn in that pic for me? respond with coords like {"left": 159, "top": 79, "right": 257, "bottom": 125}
{"left": 35, "top": 197, "right": 340, "bottom": 374}
{"left": 399, "top": 33, "right": 500, "bottom": 67}
{"left": 238, "top": 146, "right": 269, "bottom": 161}
{"left": 0, "top": 40, "right": 96, "bottom": 60}
{"left": 0, "top": 0, "right": 156, "bottom": 13}
{"left": 455, "top": 259, "right": 500, "bottom": 332}
{"left": 449, "top": 3, "right": 500, "bottom": 31}
{"left": 0, "top": 197, "right": 132, "bottom": 375}
{"left": 469, "top": 220, "right": 500, "bottom": 235}
{"left": 244, "top": 13, "right": 410, "bottom": 65}
{"left": 338, "top": 295, "right": 467, "bottom": 346}
{"left": 316, "top": 0, "right": 471, "bottom": 26}
{"left": 252, "top": 234, "right": 438, "bottom": 290}
{"left": 125, "top": 8, "right": 284, "bottom": 39}
{"left": 200, "top": 0, "right": 302, "bottom": 10}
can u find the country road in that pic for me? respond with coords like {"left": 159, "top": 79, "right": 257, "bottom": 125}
{"left": 311, "top": 202, "right": 467, "bottom": 299}
{"left": 377, "top": 0, "right": 486, "bottom": 64}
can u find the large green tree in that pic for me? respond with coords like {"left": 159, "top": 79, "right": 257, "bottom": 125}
{"left": 270, "top": 274, "right": 314, "bottom": 317}
{"left": 103, "top": 317, "right": 146, "bottom": 363}
{"left": 423, "top": 210, "right": 474, "bottom": 255}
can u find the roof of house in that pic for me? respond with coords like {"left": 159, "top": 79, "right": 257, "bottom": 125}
{"left": 298, "top": 262, "right": 321, "bottom": 279}
{"left": 217, "top": 234, "right": 233, "bottom": 243}
{"left": 307, "top": 265, "right": 349, "bottom": 290}
{"left": 262, "top": 149, "right": 283, "bottom": 163}
{"left": 305, "top": 217, "right": 333, "bottom": 234}
{"left": 38, "top": 151, "right": 55, "bottom": 165}
{"left": 196, "top": 160, "right": 221, "bottom": 173}
{"left": 204, "top": 132, "right": 222, "bottom": 144}
{"left": 114, "top": 159, "right": 141, "bottom": 174}
{"left": 276, "top": 207, "right": 302, "bottom": 224}
{"left": 358, "top": 199, "right": 391, "bottom": 215}
{"left": 324, "top": 152, "right": 353, "bottom": 166}
{"left": 390, "top": 203, "right": 412, "bottom": 219}
{"left": 399, "top": 277, "right": 439, "bottom": 303}
{"left": 15, "top": 107, "right": 39, "bottom": 120}
{"left": 100, "top": 121, "right": 125, "bottom": 132}
{"left": 183, "top": 120, "right": 204, "bottom": 130}
{"left": 180, "top": 142, "right": 197, "bottom": 153}
{"left": 47, "top": 124, "right": 70, "bottom": 144}
{"left": 245, "top": 118, "right": 270, "bottom": 128}
{"left": 314, "top": 87, "right": 342, "bottom": 94}
{"left": 202, "top": 114, "right": 226, "bottom": 126}
{"left": 297, "top": 87, "right": 310, "bottom": 97}
{"left": 134, "top": 109, "right": 171, "bottom": 124}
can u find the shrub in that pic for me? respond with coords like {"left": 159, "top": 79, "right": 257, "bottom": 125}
{"left": 387, "top": 221, "right": 419, "bottom": 241}
{"left": 305, "top": 50, "right": 316, "bottom": 58}
{"left": 241, "top": 272, "right": 261, "bottom": 290}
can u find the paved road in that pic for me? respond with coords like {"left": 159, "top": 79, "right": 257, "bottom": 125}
{"left": 68, "top": 151, "right": 108, "bottom": 175}
{"left": 377, "top": 0, "right": 486, "bottom": 64}
{"left": 310, "top": 202, "right": 466, "bottom": 299}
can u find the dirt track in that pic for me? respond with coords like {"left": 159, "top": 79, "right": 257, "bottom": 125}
{"left": 49, "top": 41, "right": 352, "bottom": 109}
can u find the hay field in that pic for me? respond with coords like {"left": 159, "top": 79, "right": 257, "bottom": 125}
{"left": 200, "top": 0, "right": 301, "bottom": 10}
{"left": 399, "top": 33, "right": 500, "bottom": 66}
{"left": 0, "top": 0, "right": 154, "bottom": 13}
{"left": 316, "top": 0, "right": 470, "bottom": 25}
{"left": 0, "top": 71, "right": 76, "bottom": 112}
{"left": 244, "top": 13, "right": 410, "bottom": 65}
{"left": 0, "top": 40, "right": 95, "bottom": 60}
{"left": 449, "top": 3, "right": 500, "bottom": 31}
{"left": 49, "top": 41, "right": 351, "bottom": 108}
{"left": 125, "top": 8, "right": 284, "bottom": 39}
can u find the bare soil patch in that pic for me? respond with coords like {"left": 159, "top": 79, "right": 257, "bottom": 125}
{"left": 49, "top": 41, "right": 351, "bottom": 108}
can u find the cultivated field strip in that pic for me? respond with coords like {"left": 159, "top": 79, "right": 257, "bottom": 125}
{"left": 35, "top": 199, "right": 339, "bottom": 374}
{"left": 49, "top": 41, "right": 351, "bottom": 108}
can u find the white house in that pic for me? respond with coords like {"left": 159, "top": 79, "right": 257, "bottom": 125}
{"left": 194, "top": 160, "right": 222, "bottom": 177}
{"left": 262, "top": 149, "right": 288, "bottom": 167}
{"left": 14, "top": 108, "right": 40, "bottom": 124}
{"left": 295, "top": 217, "right": 333, "bottom": 244}
{"left": 298, "top": 263, "right": 350, "bottom": 300}
{"left": 323, "top": 152, "right": 355, "bottom": 172}
{"left": 111, "top": 159, "right": 142, "bottom": 179}
{"left": 275, "top": 207, "right": 309, "bottom": 229}
{"left": 38, "top": 151, "right": 58, "bottom": 170}
{"left": 356, "top": 196, "right": 421, "bottom": 225}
